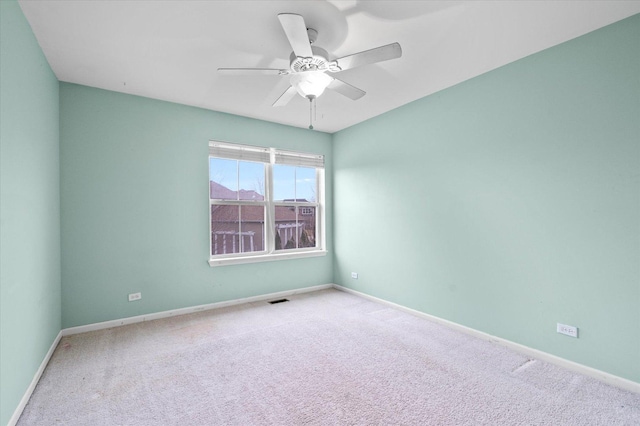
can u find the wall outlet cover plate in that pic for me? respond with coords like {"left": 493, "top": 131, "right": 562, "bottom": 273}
{"left": 557, "top": 323, "right": 578, "bottom": 338}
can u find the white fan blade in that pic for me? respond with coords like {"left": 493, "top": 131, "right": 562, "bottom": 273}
{"left": 273, "top": 86, "right": 298, "bottom": 107}
{"left": 278, "top": 13, "right": 313, "bottom": 58}
{"left": 328, "top": 78, "right": 366, "bottom": 100}
{"left": 333, "top": 42, "right": 402, "bottom": 72}
{"left": 218, "top": 68, "right": 288, "bottom": 76}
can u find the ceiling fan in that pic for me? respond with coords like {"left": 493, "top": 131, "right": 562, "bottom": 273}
{"left": 218, "top": 13, "right": 402, "bottom": 128}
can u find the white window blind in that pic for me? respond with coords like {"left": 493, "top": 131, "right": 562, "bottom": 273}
{"left": 208, "top": 141, "right": 271, "bottom": 163}
{"left": 209, "top": 141, "right": 324, "bottom": 169}
{"left": 274, "top": 150, "right": 325, "bottom": 169}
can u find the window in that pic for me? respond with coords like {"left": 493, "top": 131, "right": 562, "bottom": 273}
{"left": 209, "top": 141, "right": 325, "bottom": 266}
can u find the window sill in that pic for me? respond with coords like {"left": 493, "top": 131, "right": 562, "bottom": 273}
{"left": 208, "top": 250, "right": 327, "bottom": 267}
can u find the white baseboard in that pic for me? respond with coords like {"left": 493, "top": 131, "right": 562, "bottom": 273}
{"left": 332, "top": 284, "right": 640, "bottom": 394}
{"left": 62, "top": 283, "right": 333, "bottom": 336}
{"left": 8, "top": 330, "right": 62, "bottom": 426}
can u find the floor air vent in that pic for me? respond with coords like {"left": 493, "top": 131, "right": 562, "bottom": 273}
{"left": 269, "top": 298, "right": 289, "bottom": 304}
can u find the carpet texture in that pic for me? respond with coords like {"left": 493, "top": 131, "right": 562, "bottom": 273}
{"left": 18, "top": 289, "right": 640, "bottom": 425}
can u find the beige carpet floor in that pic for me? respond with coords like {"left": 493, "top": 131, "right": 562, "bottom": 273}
{"left": 18, "top": 288, "right": 640, "bottom": 425}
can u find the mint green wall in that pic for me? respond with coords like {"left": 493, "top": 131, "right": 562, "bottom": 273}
{"left": 60, "top": 83, "right": 333, "bottom": 328}
{"left": 333, "top": 15, "right": 640, "bottom": 382}
{"left": 0, "top": 1, "right": 62, "bottom": 424}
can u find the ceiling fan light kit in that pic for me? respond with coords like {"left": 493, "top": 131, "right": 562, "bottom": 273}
{"left": 290, "top": 71, "right": 333, "bottom": 99}
{"left": 218, "top": 12, "right": 402, "bottom": 130}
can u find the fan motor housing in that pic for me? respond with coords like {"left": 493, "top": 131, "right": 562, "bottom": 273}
{"left": 289, "top": 46, "right": 330, "bottom": 73}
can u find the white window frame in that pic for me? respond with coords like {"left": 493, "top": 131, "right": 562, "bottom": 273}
{"left": 208, "top": 141, "right": 326, "bottom": 267}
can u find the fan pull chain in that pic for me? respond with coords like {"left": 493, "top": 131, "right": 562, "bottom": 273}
{"left": 308, "top": 97, "right": 314, "bottom": 130}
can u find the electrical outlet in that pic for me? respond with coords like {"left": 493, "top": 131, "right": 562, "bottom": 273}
{"left": 351, "top": 272, "right": 358, "bottom": 279}
{"left": 557, "top": 323, "right": 578, "bottom": 338}
{"left": 128, "top": 292, "right": 142, "bottom": 302}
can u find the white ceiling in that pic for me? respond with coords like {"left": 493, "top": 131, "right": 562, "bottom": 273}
{"left": 19, "top": 1, "right": 640, "bottom": 133}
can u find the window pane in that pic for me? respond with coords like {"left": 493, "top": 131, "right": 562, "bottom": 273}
{"left": 210, "top": 158, "right": 265, "bottom": 201}
{"left": 211, "top": 204, "right": 265, "bottom": 255}
{"left": 273, "top": 165, "right": 316, "bottom": 202}
{"left": 240, "top": 205, "right": 265, "bottom": 253}
{"left": 210, "top": 158, "right": 237, "bottom": 200}
{"left": 211, "top": 204, "right": 239, "bottom": 255}
{"left": 238, "top": 161, "right": 265, "bottom": 201}
{"left": 296, "top": 167, "right": 316, "bottom": 202}
{"left": 273, "top": 165, "right": 295, "bottom": 202}
{"left": 274, "top": 206, "right": 316, "bottom": 250}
